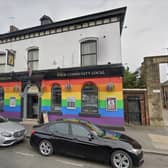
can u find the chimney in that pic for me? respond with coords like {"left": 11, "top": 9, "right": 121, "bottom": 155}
{"left": 10, "top": 25, "right": 19, "bottom": 32}
{"left": 40, "top": 15, "right": 53, "bottom": 25}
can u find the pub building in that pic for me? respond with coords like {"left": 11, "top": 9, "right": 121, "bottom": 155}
{"left": 0, "top": 7, "right": 126, "bottom": 128}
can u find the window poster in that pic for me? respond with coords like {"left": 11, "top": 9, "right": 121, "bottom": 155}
{"left": 106, "top": 97, "right": 116, "bottom": 111}
{"left": 10, "top": 97, "right": 16, "bottom": 107}
{"left": 67, "top": 97, "right": 76, "bottom": 109}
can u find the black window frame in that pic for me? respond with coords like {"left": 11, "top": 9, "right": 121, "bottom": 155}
{"left": 0, "top": 53, "right": 6, "bottom": 66}
{"left": 80, "top": 82, "right": 100, "bottom": 117}
{"left": 51, "top": 84, "right": 62, "bottom": 115}
{"left": 0, "top": 87, "right": 4, "bottom": 112}
{"left": 80, "top": 40, "right": 97, "bottom": 67}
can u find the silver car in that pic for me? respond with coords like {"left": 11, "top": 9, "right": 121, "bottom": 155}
{"left": 0, "top": 115, "right": 26, "bottom": 146}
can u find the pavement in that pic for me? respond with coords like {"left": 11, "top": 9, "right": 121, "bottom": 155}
{"left": 20, "top": 121, "right": 168, "bottom": 156}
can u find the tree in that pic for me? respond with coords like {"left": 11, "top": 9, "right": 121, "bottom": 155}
{"left": 123, "top": 66, "right": 146, "bottom": 88}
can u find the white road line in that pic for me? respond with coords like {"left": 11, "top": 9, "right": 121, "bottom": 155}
{"left": 15, "top": 151, "right": 34, "bottom": 157}
{"left": 55, "top": 158, "right": 84, "bottom": 167}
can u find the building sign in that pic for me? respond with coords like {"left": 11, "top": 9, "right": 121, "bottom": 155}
{"left": 7, "top": 49, "right": 15, "bottom": 66}
{"left": 67, "top": 97, "right": 76, "bottom": 109}
{"left": 9, "top": 97, "right": 16, "bottom": 107}
{"left": 106, "top": 97, "right": 116, "bottom": 111}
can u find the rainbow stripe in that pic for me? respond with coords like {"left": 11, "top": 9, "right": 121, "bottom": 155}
{"left": 41, "top": 77, "right": 124, "bottom": 127}
{"left": 0, "top": 82, "right": 21, "bottom": 119}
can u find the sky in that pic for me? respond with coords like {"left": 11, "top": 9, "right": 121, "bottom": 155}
{"left": 0, "top": 0, "right": 168, "bottom": 81}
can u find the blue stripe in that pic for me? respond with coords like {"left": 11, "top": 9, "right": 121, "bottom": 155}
{"left": 61, "top": 107, "right": 81, "bottom": 115}
{"left": 41, "top": 106, "right": 51, "bottom": 112}
{"left": 99, "top": 108, "right": 124, "bottom": 117}
{"left": 41, "top": 106, "right": 123, "bottom": 117}
{"left": 4, "top": 106, "right": 21, "bottom": 112}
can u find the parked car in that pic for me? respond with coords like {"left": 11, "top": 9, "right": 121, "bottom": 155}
{"left": 0, "top": 115, "right": 26, "bottom": 146}
{"left": 30, "top": 118, "right": 144, "bottom": 168}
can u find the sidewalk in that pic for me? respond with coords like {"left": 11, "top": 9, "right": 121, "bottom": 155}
{"left": 21, "top": 121, "right": 168, "bottom": 156}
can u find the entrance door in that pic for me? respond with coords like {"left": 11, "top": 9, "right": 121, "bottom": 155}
{"left": 27, "top": 94, "right": 39, "bottom": 118}
{"left": 127, "top": 96, "right": 141, "bottom": 125}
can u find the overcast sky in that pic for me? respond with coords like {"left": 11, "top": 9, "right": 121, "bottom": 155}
{"left": 0, "top": 0, "right": 168, "bottom": 80}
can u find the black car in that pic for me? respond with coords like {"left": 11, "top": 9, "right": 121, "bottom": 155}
{"left": 30, "top": 119, "right": 144, "bottom": 168}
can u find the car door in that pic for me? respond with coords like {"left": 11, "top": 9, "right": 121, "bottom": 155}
{"left": 48, "top": 122, "right": 74, "bottom": 155}
{"left": 70, "top": 123, "right": 106, "bottom": 161}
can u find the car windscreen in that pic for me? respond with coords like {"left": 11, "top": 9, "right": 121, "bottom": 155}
{"left": 86, "top": 122, "right": 104, "bottom": 137}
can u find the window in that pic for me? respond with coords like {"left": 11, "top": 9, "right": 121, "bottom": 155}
{"left": 81, "top": 40, "right": 97, "bottom": 66}
{"left": 27, "top": 48, "right": 39, "bottom": 70}
{"left": 49, "top": 123, "right": 69, "bottom": 135}
{"left": 71, "top": 124, "right": 89, "bottom": 137}
{"left": 81, "top": 83, "right": 98, "bottom": 114}
{"left": 51, "top": 84, "right": 61, "bottom": 111}
{"left": 0, "top": 87, "right": 4, "bottom": 112}
{"left": 0, "top": 52, "right": 6, "bottom": 72}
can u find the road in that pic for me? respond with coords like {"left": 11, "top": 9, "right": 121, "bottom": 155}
{"left": 0, "top": 139, "right": 168, "bottom": 168}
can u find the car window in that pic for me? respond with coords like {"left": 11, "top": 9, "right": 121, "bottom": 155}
{"left": 71, "top": 124, "right": 89, "bottom": 137}
{"left": 49, "top": 123, "right": 69, "bottom": 135}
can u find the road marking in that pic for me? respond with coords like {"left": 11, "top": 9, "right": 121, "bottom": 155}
{"left": 55, "top": 158, "right": 84, "bottom": 167}
{"left": 15, "top": 151, "right": 34, "bottom": 157}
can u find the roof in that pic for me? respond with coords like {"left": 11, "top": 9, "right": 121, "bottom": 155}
{"left": 0, "top": 7, "right": 126, "bottom": 40}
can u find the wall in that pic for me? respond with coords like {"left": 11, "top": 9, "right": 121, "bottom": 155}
{"left": 0, "top": 22, "right": 121, "bottom": 72}
{"left": 0, "top": 82, "right": 21, "bottom": 119}
{"left": 41, "top": 77, "right": 124, "bottom": 127}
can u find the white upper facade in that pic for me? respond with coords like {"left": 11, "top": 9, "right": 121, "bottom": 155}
{"left": 0, "top": 7, "right": 126, "bottom": 73}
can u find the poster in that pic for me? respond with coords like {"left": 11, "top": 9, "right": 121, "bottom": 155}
{"left": 106, "top": 97, "right": 116, "bottom": 111}
{"left": 67, "top": 97, "right": 76, "bottom": 109}
{"left": 10, "top": 97, "right": 16, "bottom": 107}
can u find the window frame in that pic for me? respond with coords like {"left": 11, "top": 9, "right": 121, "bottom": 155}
{"left": 0, "top": 87, "right": 4, "bottom": 112}
{"left": 80, "top": 82, "right": 100, "bottom": 117}
{"left": 27, "top": 48, "right": 39, "bottom": 71}
{"left": 0, "top": 53, "right": 6, "bottom": 66}
{"left": 80, "top": 39, "right": 97, "bottom": 66}
{"left": 51, "top": 84, "right": 62, "bottom": 114}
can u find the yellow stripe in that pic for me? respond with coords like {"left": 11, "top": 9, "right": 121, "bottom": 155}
{"left": 99, "top": 91, "right": 123, "bottom": 100}
{"left": 42, "top": 92, "right": 51, "bottom": 99}
{"left": 5, "top": 93, "right": 21, "bottom": 99}
{"left": 62, "top": 92, "right": 81, "bottom": 99}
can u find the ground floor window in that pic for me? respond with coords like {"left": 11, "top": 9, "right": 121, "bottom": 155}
{"left": 51, "top": 84, "right": 61, "bottom": 111}
{"left": 0, "top": 87, "right": 4, "bottom": 112}
{"left": 81, "top": 83, "right": 98, "bottom": 114}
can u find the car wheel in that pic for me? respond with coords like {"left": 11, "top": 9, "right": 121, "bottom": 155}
{"left": 111, "top": 150, "right": 133, "bottom": 168}
{"left": 39, "top": 140, "right": 53, "bottom": 156}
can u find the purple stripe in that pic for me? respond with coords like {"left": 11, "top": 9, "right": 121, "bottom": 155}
{"left": 0, "top": 112, "right": 21, "bottom": 120}
{"left": 48, "top": 114, "right": 124, "bottom": 127}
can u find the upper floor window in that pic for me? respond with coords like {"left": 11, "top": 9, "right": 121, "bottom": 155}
{"left": 81, "top": 39, "right": 97, "bottom": 66}
{"left": 0, "top": 87, "right": 4, "bottom": 112}
{"left": 27, "top": 47, "right": 39, "bottom": 71}
{"left": 0, "top": 52, "right": 6, "bottom": 72}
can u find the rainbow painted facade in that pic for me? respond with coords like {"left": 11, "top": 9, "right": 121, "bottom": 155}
{"left": 0, "top": 64, "right": 124, "bottom": 128}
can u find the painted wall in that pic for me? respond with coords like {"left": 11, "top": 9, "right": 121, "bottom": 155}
{"left": 0, "top": 22, "right": 121, "bottom": 72}
{"left": 41, "top": 77, "right": 124, "bottom": 127}
{"left": 0, "top": 82, "right": 21, "bottom": 119}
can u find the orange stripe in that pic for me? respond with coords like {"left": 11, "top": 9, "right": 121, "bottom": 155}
{"left": 0, "top": 82, "right": 21, "bottom": 87}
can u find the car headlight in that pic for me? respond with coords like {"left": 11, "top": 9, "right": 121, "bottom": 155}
{"left": 130, "top": 148, "right": 142, "bottom": 155}
{"left": 0, "top": 132, "right": 12, "bottom": 137}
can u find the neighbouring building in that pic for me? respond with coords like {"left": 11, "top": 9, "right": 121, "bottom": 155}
{"left": 0, "top": 7, "right": 126, "bottom": 128}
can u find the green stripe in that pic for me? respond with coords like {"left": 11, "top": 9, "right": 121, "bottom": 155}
{"left": 62, "top": 100, "right": 81, "bottom": 107}
{"left": 99, "top": 100, "right": 123, "bottom": 109}
{"left": 4, "top": 99, "right": 21, "bottom": 106}
{"left": 42, "top": 99, "right": 51, "bottom": 106}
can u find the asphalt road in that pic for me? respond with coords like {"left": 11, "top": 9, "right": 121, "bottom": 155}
{"left": 0, "top": 139, "right": 168, "bottom": 168}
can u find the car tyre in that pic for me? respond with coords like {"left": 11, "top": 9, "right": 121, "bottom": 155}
{"left": 111, "top": 150, "right": 133, "bottom": 168}
{"left": 39, "top": 140, "right": 53, "bottom": 156}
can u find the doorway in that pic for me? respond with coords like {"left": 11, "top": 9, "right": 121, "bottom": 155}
{"left": 27, "top": 94, "right": 39, "bottom": 118}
